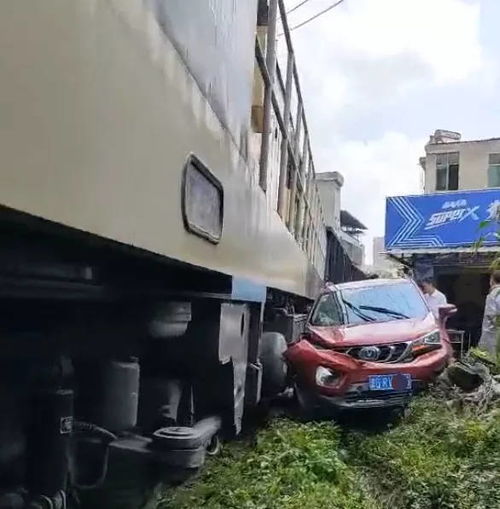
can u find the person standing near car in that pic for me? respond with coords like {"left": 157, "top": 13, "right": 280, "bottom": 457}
{"left": 420, "top": 278, "right": 448, "bottom": 319}
{"left": 479, "top": 270, "right": 500, "bottom": 357}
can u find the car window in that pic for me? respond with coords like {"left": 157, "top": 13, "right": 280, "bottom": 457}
{"left": 310, "top": 282, "right": 428, "bottom": 327}
{"left": 310, "top": 293, "right": 344, "bottom": 326}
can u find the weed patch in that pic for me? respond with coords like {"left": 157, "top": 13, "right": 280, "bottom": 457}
{"left": 158, "top": 420, "right": 378, "bottom": 509}
{"left": 158, "top": 395, "right": 499, "bottom": 509}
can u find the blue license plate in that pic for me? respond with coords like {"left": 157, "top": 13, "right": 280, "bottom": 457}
{"left": 368, "top": 374, "right": 412, "bottom": 391}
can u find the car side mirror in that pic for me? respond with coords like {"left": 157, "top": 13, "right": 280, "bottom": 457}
{"left": 439, "top": 304, "right": 457, "bottom": 321}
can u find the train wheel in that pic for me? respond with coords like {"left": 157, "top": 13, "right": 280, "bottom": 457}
{"left": 259, "top": 332, "right": 288, "bottom": 397}
{"left": 206, "top": 434, "right": 221, "bottom": 456}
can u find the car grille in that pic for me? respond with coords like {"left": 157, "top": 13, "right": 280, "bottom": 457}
{"left": 338, "top": 342, "right": 412, "bottom": 363}
{"left": 343, "top": 389, "right": 411, "bottom": 402}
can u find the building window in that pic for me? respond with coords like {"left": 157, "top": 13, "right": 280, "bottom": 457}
{"left": 488, "top": 153, "right": 500, "bottom": 188}
{"left": 435, "top": 152, "right": 459, "bottom": 191}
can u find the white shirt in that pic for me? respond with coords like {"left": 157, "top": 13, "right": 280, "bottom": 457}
{"left": 479, "top": 285, "right": 500, "bottom": 355}
{"left": 425, "top": 289, "right": 447, "bottom": 318}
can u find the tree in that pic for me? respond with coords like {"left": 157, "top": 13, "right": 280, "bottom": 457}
{"left": 476, "top": 200, "right": 500, "bottom": 268}
{"left": 476, "top": 207, "right": 500, "bottom": 360}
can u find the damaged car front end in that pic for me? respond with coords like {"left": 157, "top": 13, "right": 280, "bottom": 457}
{"left": 285, "top": 279, "right": 455, "bottom": 416}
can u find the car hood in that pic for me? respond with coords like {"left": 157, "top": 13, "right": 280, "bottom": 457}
{"left": 308, "top": 313, "right": 437, "bottom": 347}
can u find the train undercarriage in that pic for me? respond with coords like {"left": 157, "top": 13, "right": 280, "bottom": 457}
{"left": 0, "top": 214, "right": 308, "bottom": 509}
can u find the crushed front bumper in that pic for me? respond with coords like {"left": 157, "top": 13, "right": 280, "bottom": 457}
{"left": 317, "top": 392, "right": 410, "bottom": 410}
{"left": 296, "top": 381, "right": 421, "bottom": 414}
{"left": 286, "top": 339, "right": 449, "bottom": 414}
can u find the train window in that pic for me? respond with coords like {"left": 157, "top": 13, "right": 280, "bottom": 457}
{"left": 182, "top": 155, "right": 223, "bottom": 243}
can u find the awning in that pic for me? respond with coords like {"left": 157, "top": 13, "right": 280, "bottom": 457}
{"left": 385, "top": 248, "right": 499, "bottom": 270}
{"left": 340, "top": 210, "right": 367, "bottom": 231}
{"left": 385, "top": 246, "right": 499, "bottom": 256}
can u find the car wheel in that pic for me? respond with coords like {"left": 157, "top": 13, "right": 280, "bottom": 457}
{"left": 259, "top": 332, "right": 288, "bottom": 397}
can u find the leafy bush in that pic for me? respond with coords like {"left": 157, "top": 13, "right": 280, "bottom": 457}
{"left": 158, "top": 420, "right": 378, "bottom": 509}
{"left": 158, "top": 395, "right": 499, "bottom": 509}
{"left": 345, "top": 397, "right": 500, "bottom": 509}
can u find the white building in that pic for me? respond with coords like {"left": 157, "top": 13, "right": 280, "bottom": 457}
{"left": 414, "top": 129, "right": 500, "bottom": 347}
{"left": 372, "top": 237, "right": 394, "bottom": 270}
{"left": 420, "top": 130, "right": 500, "bottom": 193}
{"left": 366, "top": 236, "right": 401, "bottom": 277}
{"left": 315, "top": 171, "right": 366, "bottom": 267}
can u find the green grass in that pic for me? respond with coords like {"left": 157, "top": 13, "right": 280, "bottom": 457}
{"left": 158, "top": 420, "right": 378, "bottom": 509}
{"left": 346, "top": 397, "right": 500, "bottom": 509}
{"left": 158, "top": 396, "right": 500, "bottom": 509}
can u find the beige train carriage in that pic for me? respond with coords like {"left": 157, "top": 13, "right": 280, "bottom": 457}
{"left": 0, "top": 1, "right": 328, "bottom": 505}
{"left": 0, "top": 0, "right": 326, "bottom": 300}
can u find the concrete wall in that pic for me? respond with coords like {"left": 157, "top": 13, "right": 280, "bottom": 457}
{"left": 423, "top": 138, "right": 500, "bottom": 193}
{"left": 339, "top": 230, "right": 365, "bottom": 267}
{"left": 316, "top": 172, "right": 365, "bottom": 267}
{"left": 373, "top": 236, "right": 387, "bottom": 268}
{"left": 316, "top": 172, "right": 344, "bottom": 230}
{"left": 372, "top": 236, "right": 399, "bottom": 272}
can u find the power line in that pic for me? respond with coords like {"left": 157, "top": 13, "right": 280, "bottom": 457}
{"left": 288, "top": 0, "right": 346, "bottom": 33}
{"left": 287, "top": 0, "right": 313, "bottom": 15}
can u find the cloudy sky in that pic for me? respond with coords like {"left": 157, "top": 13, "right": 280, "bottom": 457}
{"left": 282, "top": 0, "right": 499, "bottom": 261}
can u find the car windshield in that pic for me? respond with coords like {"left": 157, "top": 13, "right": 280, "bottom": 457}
{"left": 310, "top": 282, "right": 428, "bottom": 327}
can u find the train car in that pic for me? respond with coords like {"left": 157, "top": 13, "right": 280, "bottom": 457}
{"left": 0, "top": 1, "right": 328, "bottom": 507}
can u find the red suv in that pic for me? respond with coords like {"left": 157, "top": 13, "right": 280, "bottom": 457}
{"left": 285, "top": 278, "right": 455, "bottom": 415}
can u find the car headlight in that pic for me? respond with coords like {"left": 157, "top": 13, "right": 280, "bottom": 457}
{"left": 422, "top": 330, "right": 441, "bottom": 345}
{"left": 411, "top": 330, "right": 441, "bottom": 357}
{"left": 315, "top": 366, "right": 340, "bottom": 387}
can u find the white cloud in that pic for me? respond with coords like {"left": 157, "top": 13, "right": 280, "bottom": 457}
{"left": 279, "top": 0, "right": 484, "bottom": 263}
{"left": 315, "top": 132, "right": 425, "bottom": 262}
{"left": 284, "top": 0, "right": 483, "bottom": 108}
{"left": 323, "top": 0, "right": 480, "bottom": 83}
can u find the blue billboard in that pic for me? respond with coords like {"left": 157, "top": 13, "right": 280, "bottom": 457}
{"left": 385, "top": 189, "right": 500, "bottom": 250}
